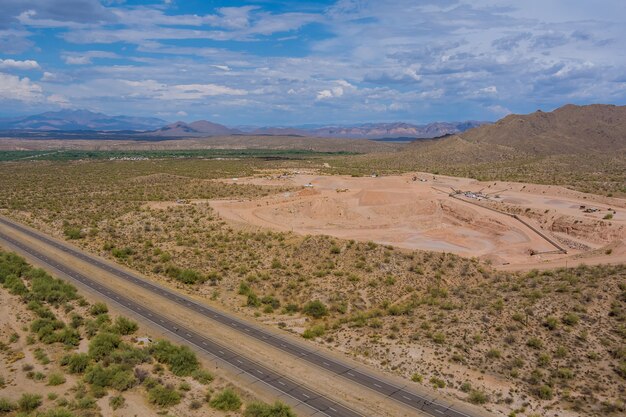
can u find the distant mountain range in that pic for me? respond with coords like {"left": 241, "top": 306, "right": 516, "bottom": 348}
{"left": 0, "top": 110, "right": 166, "bottom": 131}
{"left": 0, "top": 109, "right": 487, "bottom": 139}
{"left": 146, "top": 119, "right": 486, "bottom": 139}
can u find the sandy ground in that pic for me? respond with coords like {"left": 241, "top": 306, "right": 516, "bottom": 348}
{"left": 210, "top": 173, "right": 626, "bottom": 268}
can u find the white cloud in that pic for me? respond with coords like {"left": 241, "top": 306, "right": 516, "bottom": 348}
{"left": 487, "top": 104, "right": 512, "bottom": 117}
{"left": 0, "top": 72, "right": 43, "bottom": 102}
{"left": 0, "top": 58, "right": 40, "bottom": 70}
{"left": 62, "top": 51, "right": 119, "bottom": 65}
{"left": 123, "top": 79, "right": 246, "bottom": 100}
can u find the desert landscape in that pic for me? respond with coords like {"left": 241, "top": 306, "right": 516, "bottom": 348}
{"left": 1, "top": 2, "right": 626, "bottom": 416}
{"left": 212, "top": 173, "right": 625, "bottom": 268}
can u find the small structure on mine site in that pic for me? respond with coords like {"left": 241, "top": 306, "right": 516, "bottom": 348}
{"left": 304, "top": 183, "right": 314, "bottom": 188}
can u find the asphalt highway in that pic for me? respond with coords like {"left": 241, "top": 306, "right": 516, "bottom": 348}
{"left": 0, "top": 216, "right": 477, "bottom": 417}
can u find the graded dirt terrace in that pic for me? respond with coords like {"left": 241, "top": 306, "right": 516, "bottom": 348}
{"left": 211, "top": 173, "right": 626, "bottom": 268}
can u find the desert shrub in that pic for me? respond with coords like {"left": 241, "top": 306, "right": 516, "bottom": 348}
{"left": 562, "top": 313, "right": 579, "bottom": 326}
{"left": 111, "top": 247, "right": 134, "bottom": 259}
{"left": 486, "top": 349, "right": 501, "bottom": 359}
{"left": 89, "top": 302, "right": 108, "bottom": 316}
{"left": 61, "top": 353, "right": 90, "bottom": 374}
{"left": 0, "top": 398, "right": 16, "bottom": 413}
{"left": 244, "top": 401, "right": 296, "bottom": 417}
{"left": 460, "top": 382, "right": 472, "bottom": 392}
{"left": 34, "top": 348, "right": 50, "bottom": 364}
{"left": 543, "top": 316, "right": 558, "bottom": 330}
{"left": 527, "top": 337, "right": 543, "bottom": 349}
{"left": 430, "top": 377, "right": 445, "bottom": 389}
{"left": 536, "top": 385, "right": 553, "bottom": 400}
{"left": 210, "top": 388, "right": 242, "bottom": 411}
{"left": 84, "top": 364, "right": 136, "bottom": 391}
{"left": 27, "top": 269, "right": 77, "bottom": 304}
{"left": 3, "top": 274, "right": 28, "bottom": 296}
{"left": 411, "top": 373, "right": 423, "bottom": 383}
{"left": 148, "top": 384, "right": 181, "bottom": 407}
{"left": 431, "top": 332, "right": 446, "bottom": 344}
{"left": 42, "top": 407, "right": 76, "bottom": 417}
{"left": 64, "top": 226, "right": 83, "bottom": 240}
{"left": 302, "top": 300, "right": 328, "bottom": 318}
{"left": 109, "top": 344, "right": 150, "bottom": 367}
{"left": 18, "top": 393, "right": 42, "bottom": 412}
{"left": 150, "top": 340, "right": 199, "bottom": 376}
{"left": 109, "top": 395, "right": 125, "bottom": 410}
{"left": 48, "top": 372, "right": 66, "bottom": 386}
{"left": 112, "top": 316, "right": 138, "bottom": 335}
{"left": 88, "top": 332, "right": 122, "bottom": 361}
{"left": 247, "top": 292, "right": 261, "bottom": 307}
{"left": 192, "top": 369, "right": 214, "bottom": 385}
{"left": 303, "top": 324, "right": 326, "bottom": 339}
{"left": 468, "top": 390, "right": 488, "bottom": 404}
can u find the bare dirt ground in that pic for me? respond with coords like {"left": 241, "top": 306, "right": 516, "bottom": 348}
{"left": 210, "top": 173, "right": 626, "bottom": 269}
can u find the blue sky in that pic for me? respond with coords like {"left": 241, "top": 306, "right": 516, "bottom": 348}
{"left": 0, "top": 0, "right": 625, "bottom": 125}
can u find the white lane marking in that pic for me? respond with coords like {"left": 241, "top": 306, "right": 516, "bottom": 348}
{"left": 347, "top": 372, "right": 355, "bottom": 376}
{"left": 302, "top": 394, "right": 310, "bottom": 399}
{"left": 374, "top": 383, "right": 382, "bottom": 388}
{"left": 402, "top": 396, "right": 411, "bottom": 401}
{"left": 236, "top": 359, "right": 243, "bottom": 364}
{"left": 278, "top": 381, "right": 285, "bottom": 386}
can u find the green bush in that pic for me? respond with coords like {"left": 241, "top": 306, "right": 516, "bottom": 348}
{"left": 48, "top": 372, "right": 66, "bottom": 386}
{"left": 3, "top": 274, "right": 28, "bottom": 296}
{"left": 40, "top": 407, "right": 76, "bottom": 417}
{"left": 244, "top": 401, "right": 296, "bottom": 417}
{"left": 468, "top": 390, "right": 488, "bottom": 404}
{"left": 89, "top": 302, "right": 108, "bottom": 316}
{"left": 64, "top": 226, "right": 83, "bottom": 240}
{"left": 28, "top": 269, "right": 77, "bottom": 304}
{"left": 209, "top": 388, "right": 242, "bottom": 411}
{"left": 430, "top": 377, "right": 445, "bottom": 389}
{"left": 88, "top": 332, "right": 121, "bottom": 361}
{"left": 61, "top": 353, "right": 90, "bottom": 374}
{"left": 109, "top": 395, "right": 125, "bottom": 410}
{"left": 302, "top": 300, "right": 328, "bottom": 318}
{"left": 192, "top": 369, "right": 214, "bottom": 385}
{"left": 84, "top": 364, "right": 136, "bottom": 391}
{"left": 0, "top": 397, "right": 16, "bottom": 413}
{"left": 150, "top": 340, "right": 199, "bottom": 376}
{"left": 562, "top": 313, "right": 579, "bottom": 326}
{"left": 113, "top": 317, "right": 138, "bottom": 335}
{"left": 527, "top": 337, "right": 543, "bottom": 349}
{"left": 302, "top": 324, "right": 326, "bottom": 339}
{"left": 536, "top": 385, "right": 553, "bottom": 400}
{"left": 18, "top": 393, "right": 42, "bottom": 412}
{"left": 148, "top": 384, "right": 181, "bottom": 407}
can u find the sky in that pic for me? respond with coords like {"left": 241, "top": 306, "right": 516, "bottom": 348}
{"left": 0, "top": 0, "right": 625, "bottom": 125}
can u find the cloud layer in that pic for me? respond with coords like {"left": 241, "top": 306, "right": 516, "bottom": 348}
{"left": 0, "top": 0, "right": 624, "bottom": 124}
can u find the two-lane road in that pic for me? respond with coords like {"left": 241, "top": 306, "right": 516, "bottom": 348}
{"left": 0, "top": 216, "right": 484, "bottom": 417}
